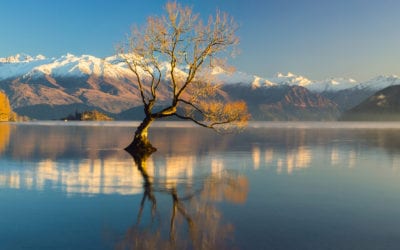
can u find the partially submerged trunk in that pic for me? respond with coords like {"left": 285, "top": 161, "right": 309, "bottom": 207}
{"left": 125, "top": 116, "right": 157, "bottom": 158}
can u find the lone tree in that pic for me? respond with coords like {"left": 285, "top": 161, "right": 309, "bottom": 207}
{"left": 120, "top": 2, "right": 249, "bottom": 156}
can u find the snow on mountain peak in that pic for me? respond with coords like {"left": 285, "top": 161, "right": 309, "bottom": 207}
{"left": 359, "top": 75, "right": 400, "bottom": 90}
{"left": 0, "top": 53, "right": 32, "bottom": 63}
{"left": 0, "top": 54, "right": 52, "bottom": 80}
{"left": 308, "top": 77, "right": 359, "bottom": 92}
{"left": 0, "top": 53, "right": 47, "bottom": 63}
{"left": 63, "top": 53, "right": 76, "bottom": 59}
{"left": 274, "top": 72, "right": 295, "bottom": 78}
{"left": 0, "top": 53, "right": 108, "bottom": 80}
{"left": 40, "top": 53, "right": 108, "bottom": 77}
{"left": 36, "top": 54, "right": 46, "bottom": 60}
{"left": 373, "top": 74, "right": 399, "bottom": 81}
{"left": 211, "top": 66, "right": 226, "bottom": 75}
{"left": 270, "top": 72, "right": 312, "bottom": 87}
{"left": 211, "top": 67, "right": 276, "bottom": 87}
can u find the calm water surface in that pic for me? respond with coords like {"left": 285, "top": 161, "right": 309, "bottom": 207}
{"left": 1, "top": 121, "right": 400, "bottom": 249}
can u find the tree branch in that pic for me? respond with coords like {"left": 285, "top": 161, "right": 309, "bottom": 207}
{"left": 173, "top": 113, "right": 212, "bottom": 129}
{"left": 123, "top": 56, "right": 148, "bottom": 105}
{"left": 177, "top": 98, "right": 206, "bottom": 116}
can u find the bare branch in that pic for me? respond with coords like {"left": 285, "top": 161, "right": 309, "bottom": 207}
{"left": 174, "top": 113, "right": 213, "bottom": 128}
{"left": 177, "top": 98, "right": 206, "bottom": 115}
{"left": 120, "top": 54, "right": 148, "bottom": 105}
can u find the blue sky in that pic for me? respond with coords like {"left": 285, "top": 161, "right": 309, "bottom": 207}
{"left": 0, "top": 0, "right": 399, "bottom": 81}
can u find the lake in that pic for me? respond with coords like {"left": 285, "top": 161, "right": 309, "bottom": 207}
{"left": 1, "top": 121, "right": 400, "bottom": 249}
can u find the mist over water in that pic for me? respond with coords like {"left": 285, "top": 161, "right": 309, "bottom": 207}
{"left": 1, "top": 122, "right": 400, "bottom": 249}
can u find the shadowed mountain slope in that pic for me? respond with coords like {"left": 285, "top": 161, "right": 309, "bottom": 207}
{"left": 223, "top": 85, "right": 340, "bottom": 120}
{"left": 341, "top": 85, "right": 400, "bottom": 121}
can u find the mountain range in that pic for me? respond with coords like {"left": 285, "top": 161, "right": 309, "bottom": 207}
{"left": 0, "top": 53, "right": 399, "bottom": 120}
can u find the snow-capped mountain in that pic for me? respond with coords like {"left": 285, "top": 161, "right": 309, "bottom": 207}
{"left": 0, "top": 54, "right": 359, "bottom": 93}
{"left": 0, "top": 53, "right": 46, "bottom": 63}
{"left": 1, "top": 53, "right": 398, "bottom": 93}
{"left": 357, "top": 75, "right": 400, "bottom": 91}
{"left": 213, "top": 70, "right": 400, "bottom": 93}
{"left": 1, "top": 53, "right": 400, "bottom": 120}
{"left": 262, "top": 72, "right": 361, "bottom": 92}
{"left": 0, "top": 53, "right": 149, "bottom": 116}
{"left": 212, "top": 70, "right": 360, "bottom": 92}
{"left": 309, "top": 77, "right": 358, "bottom": 92}
{"left": 0, "top": 53, "right": 132, "bottom": 80}
{"left": 267, "top": 72, "right": 312, "bottom": 87}
{"left": 0, "top": 54, "right": 52, "bottom": 80}
{"left": 211, "top": 67, "right": 276, "bottom": 87}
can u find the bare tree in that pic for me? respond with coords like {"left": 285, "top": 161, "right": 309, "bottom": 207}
{"left": 119, "top": 2, "right": 249, "bottom": 156}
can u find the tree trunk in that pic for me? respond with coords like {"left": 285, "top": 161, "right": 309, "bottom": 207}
{"left": 125, "top": 116, "right": 157, "bottom": 157}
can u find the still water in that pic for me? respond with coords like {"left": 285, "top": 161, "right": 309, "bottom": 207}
{"left": 1, "top": 121, "right": 400, "bottom": 249}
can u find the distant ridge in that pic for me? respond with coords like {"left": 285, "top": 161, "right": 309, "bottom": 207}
{"left": 14, "top": 104, "right": 113, "bottom": 120}
{"left": 223, "top": 84, "right": 339, "bottom": 120}
{"left": 341, "top": 85, "right": 400, "bottom": 121}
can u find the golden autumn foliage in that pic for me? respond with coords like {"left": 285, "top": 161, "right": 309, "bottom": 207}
{"left": 0, "top": 92, "right": 12, "bottom": 122}
{"left": 193, "top": 100, "right": 250, "bottom": 132}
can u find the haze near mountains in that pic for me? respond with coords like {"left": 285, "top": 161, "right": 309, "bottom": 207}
{"left": 0, "top": 53, "right": 399, "bottom": 120}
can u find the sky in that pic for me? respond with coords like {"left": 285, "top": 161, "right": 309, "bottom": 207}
{"left": 0, "top": 0, "right": 399, "bottom": 81}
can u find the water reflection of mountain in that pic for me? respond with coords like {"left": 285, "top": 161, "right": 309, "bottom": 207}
{"left": 0, "top": 124, "right": 247, "bottom": 196}
{"left": 4, "top": 125, "right": 129, "bottom": 160}
{"left": 0, "top": 152, "right": 243, "bottom": 196}
{"left": 1, "top": 123, "right": 400, "bottom": 195}
{"left": 2, "top": 125, "right": 231, "bottom": 159}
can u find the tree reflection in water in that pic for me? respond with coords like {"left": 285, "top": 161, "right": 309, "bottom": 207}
{"left": 0, "top": 123, "right": 11, "bottom": 155}
{"left": 116, "top": 152, "right": 248, "bottom": 250}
